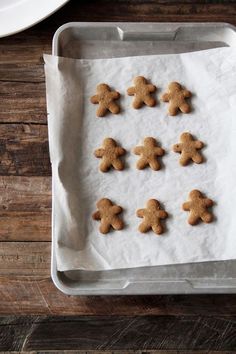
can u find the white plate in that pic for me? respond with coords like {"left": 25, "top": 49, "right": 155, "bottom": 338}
{"left": 0, "top": 0, "right": 70, "bottom": 38}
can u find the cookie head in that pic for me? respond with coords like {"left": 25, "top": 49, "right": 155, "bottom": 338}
{"left": 134, "top": 137, "right": 165, "bottom": 171}
{"left": 136, "top": 199, "right": 168, "bottom": 235}
{"left": 182, "top": 190, "right": 214, "bottom": 225}
{"left": 133, "top": 76, "right": 146, "bottom": 85}
{"left": 168, "top": 82, "right": 181, "bottom": 91}
{"left": 94, "top": 138, "right": 126, "bottom": 172}
{"left": 92, "top": 198, "right": 124, "bottom": 234}
{"left": 90, "top": 83, "right": 120, "bottom": 117}
{"left": 97, "top": 83, "right": 110, "bottom": 93}
{"left": 173, "top": 132, "right": 204, "bottom": 166}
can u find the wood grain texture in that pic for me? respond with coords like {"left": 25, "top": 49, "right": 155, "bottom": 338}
{"left": 0, "top": 124, "right": 50, "bottom": 176}
{"left": 0, "top": 176, "right": 51, "bottom": 241}
{"left": 2, "top": 271, "right": 236, "bottom": 315}
{"left": 0, "top": 315, "right": 236, "bottom": 351}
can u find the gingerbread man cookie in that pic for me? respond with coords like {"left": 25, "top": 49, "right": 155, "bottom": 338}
{"left": 133, "top": 137, "right": 165, "bottom": 171}
{"left": 92, "top": 198, "right": 124, "bottom": 234}
{"left": 94, "top": 138, "right": 126, "bottom": 172}
{"left": 173, "top": 132, "right": 204, "bottom": 166}
{"left": 137, "top": 199, "right": 168, "bottom": 235}
{"left": 127, "top": 76, "right": 157, "bottom": 109}
{"left": 90, "top": 83, "right": 120, "bottom": 117}
{"left": 161, "top": 82, "right": 192, "bottom": 115}
{"left": 182, "top": 190, "right": 214, "bottom": 225}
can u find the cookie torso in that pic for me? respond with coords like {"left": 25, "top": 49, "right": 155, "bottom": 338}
{"left": 90, "top": 83, "right": 120, "bottom": 117}
{"left": 133, "top": 137, "right": 165, "bottom": 171}
{"left": 136, "top": 199, "right": 168, "bottom": 235}
{"left": 94, "top": 138, "right": 126, "bottom": 172}
{"left": 127, "top": 76, "right": 156, "bottom": 109}
{"left": 182, "top": 190, "right": 214, "bottom": 225}
{"left": 173, "top": 132, "right": 204, "bottom": 166}
{"left": 92, "top": 198, "right": 124, "bottom": 234}
{"left": 161, "top": 82, "right": 192, "bottom": 116}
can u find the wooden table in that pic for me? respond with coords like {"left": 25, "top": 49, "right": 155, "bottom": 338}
{"left": 0, "top": 0, "right": 236, "bottom": 351}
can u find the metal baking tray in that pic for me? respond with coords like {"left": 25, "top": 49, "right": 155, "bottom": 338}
{"left": 51, "top": 22, "right": 236, "bottom": 295}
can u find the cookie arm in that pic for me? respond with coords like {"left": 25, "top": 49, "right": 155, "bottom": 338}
{"left": 203, "top": 198, "right": 214, "bottom": 207}
{"left": 127, "top": 86, "right": 135, "bottom": 95}
{"left": 183, "top": 89, "right": 192, "bottom": 98}
{"left": 161, "top": 93, "right": 170, "bottom": 102}
{"left": 92, "top": 210, "right": 101, "bottom": 220}
{"left": 158, "top": 210, "right": 168, "bottom": 219}
{"left": 173, "top": 143, "right": 182, "bottom": 153}
{"left": 136, "top": 209, "right": 145, "bottom": 218}
{"left": 110, "top": 91, "right": 120, "bottom": 99}
{"left": 154, "top": 147, "right": 165, "bottom": 156}
{"left": 111, "top": 205, "right": 123, "bottom": 215}
{"left": 115, "top": 147, "right": 126, "bottom": 156}
{"left": 94, "top": 148, "right": 104, "bottom": 158}
{"left": 182, "top": 201, "right": 191, "bottom": 211}
{"left": 90, "top": 94, "right": 99, "bottom": 104}
{"left": 133, "top": 146, "right": 143, "bottom": 155}
{"left": 194, "top": 140, "right": 204, "bottom": 149}
{"left": 147, "top": 84, "right": 156, "bottom": 93}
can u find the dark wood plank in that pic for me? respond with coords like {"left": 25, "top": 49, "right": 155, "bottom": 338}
{"left": 0, "top": 124, "right": 50, "bottom": 176}
{"left": 0, "top": 176, "right": 51, "bottom": 241}
{"left": 2, "top": 270, "right": 236, "bottom": 315}
{"left": 0, "top": 315, "right": 235, "bottom": 351}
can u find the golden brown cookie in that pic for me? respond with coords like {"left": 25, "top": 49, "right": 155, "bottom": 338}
{"left": 161, "top": 82, "right": 192, "bottom": 115}
{"left": 94, "top": 138, "right": 126, "bottom": 172}
{"left": 136, "top": 199, "right": 168, "bottom": 235}
{"left": 127, "top": 76, "right": 157, "bottom": 109}
{"left": 90, "top": 83, "right": 120, "bottom": 117}
{"left": 92, "top": 198, "right": 124, "bottom": 234}
{"left": 173, "top": 132, "right": 204, "bottom": 166}
{"left": 182, "top": 190, "right": 214, "bottom": 225}
{"left": 133, "top": 137, "right": 165, "bottom": 171}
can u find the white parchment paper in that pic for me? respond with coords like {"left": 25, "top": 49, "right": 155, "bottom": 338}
{"left": 44, "top": 47, "right": 236, "bottom": 271}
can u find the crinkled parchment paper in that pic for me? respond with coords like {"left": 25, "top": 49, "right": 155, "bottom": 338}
{"left": 44, "top": 47, "right": 236, "bottom": 271}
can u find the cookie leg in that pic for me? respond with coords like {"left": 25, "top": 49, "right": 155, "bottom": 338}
{"left": 192, "top": 152, "right": 203, "bottom": 164}
{"left": 100, "top": 160, "right": 110, "bottom": 172}
{"left": 112, "top": 158, "right": 124, "bottom": 171}
{"left": 108, "top": 102, "right": 120, "bottom": 114}
{"left": 201, "top": 212, "right": 213, "bottom": 223}
{"left": 132, "top": 97, "right": 143, "bottom": 109}
{"left": 111, "top": 218, "right": 124, "bottom": 231}
{"left": 138, "top": 221, "right": 151, "bottom": 233}
{"left": 97, "top": 104, "right": 107, "bottom": 117}
{"left": 149, "top": 159, "right": 161, "bottom": 171}
{"left": 180, "top": 103, "right": 191, "bottom": 114}
{"left": 188, "top": 212, "right": 199, "bottom": 225}
{"left": 144, "top": 96, "right": 156, "bottom": 107}
{"left": 179, "top": 154, "right": 190, "bottom": 166}
{"left": 137, "top": 157, "right": 148, "bottom": 169}
{"left": 168, "top": 104, "right": 178, "bottom": 116}
{"left": 99, "top": 221, "right": 110, "bottom": 234}
{"left": 152, "top": 224, "right": 163, "bottom": 235}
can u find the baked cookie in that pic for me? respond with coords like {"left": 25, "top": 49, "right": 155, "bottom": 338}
{"left": 161, "top": 82, "right": 192, "bottom": 115}
{"left": 127, "top": 76, "right": 157, "bottom": 109}
{"left": 90, "top": 83, "right": 120, "bottom": 117}
{"left": 94, "top": 138, "right": 126, "bottom": 172}
{"left": 137, "top": 199, "right": 168, "bottom": 235}
{"left": 133, "top": 137, "right": 165, "bottom": 171}
{"left": 182, "top": 190, "right": 214, "bottom": 225}
{"left": 173, "top": 132, "right": 204, "bottom": 166}
{"left": 92, "top": 198, "right": 124, "bottom": 234}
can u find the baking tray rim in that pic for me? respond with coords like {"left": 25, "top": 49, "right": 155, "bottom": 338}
{"left": 50, "top": 21, "right": 236, "bottom": 295}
